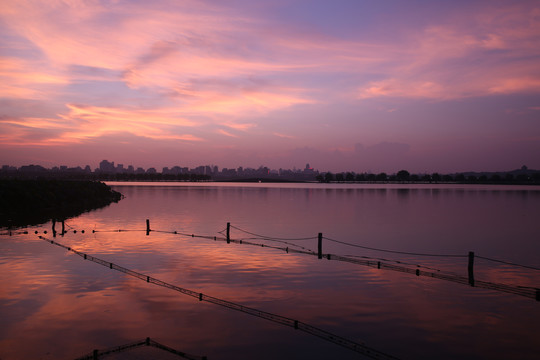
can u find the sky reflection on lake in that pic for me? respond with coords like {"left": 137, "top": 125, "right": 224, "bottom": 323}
{"left": 1, "top": 183, "right": 539, "bottom": 359}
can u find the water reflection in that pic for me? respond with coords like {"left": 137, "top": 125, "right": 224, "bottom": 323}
{"left": 1, "top": 184, "right": 539, "bottom": 359}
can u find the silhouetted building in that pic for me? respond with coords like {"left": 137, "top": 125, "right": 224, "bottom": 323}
{"left": 99, "top": 160, "right": 115, "bottom": 173}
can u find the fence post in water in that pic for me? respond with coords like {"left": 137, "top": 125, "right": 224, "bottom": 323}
{"left": 61, "top": 220, "right": 65, "bottom": 236}
{"left": 146, "top": 219, "right": 150, "bottom": 236}
{"left": 227, "top": 222, "right": 230, "bottom": 244}
{"left": 318, "top": 233, "right": 323, "bottom": 259}
{"left": 468, "top": 251, "right": 475, "bottom": 287}
{"left": 52, "top": 219, "right": 57, "bottom": 237}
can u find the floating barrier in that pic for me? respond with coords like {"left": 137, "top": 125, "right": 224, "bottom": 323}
{"left": 40, "top": 235, "right": 399, "bottom": 360}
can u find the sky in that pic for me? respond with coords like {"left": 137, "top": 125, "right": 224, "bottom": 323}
{"left": 1, "top": 0, "right": 539, "bottom": 174}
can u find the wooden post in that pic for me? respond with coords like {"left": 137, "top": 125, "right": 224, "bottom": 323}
{"left": 226, "top": 222, "right": 230, "bottom": 244}
{"left": 536, "top": 289, "right": 540, "bottom": 302}
{"left": 93, "top": 349, "right": 99, "bottom": 360}
{"left": 146, "top": 219, "right": 150, "bottom": 236}
{"left": 318, "top": 233, "right": 323, "bottom": 259}
{"left": 61, "top": 220, "right": 65, "bottom": 236}
{"left": 468, "top": 251, "right": 475, "bottom": 287}
{"left": 52, "top": 219, "right": 57, "bottom": 237}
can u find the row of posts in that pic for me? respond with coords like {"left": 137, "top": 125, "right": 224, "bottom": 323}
{"left": 148, "top": 220, "right": 480, "bottom": 287}
{"left": 44, "top": 218, "right": 539, "bottom": 300}
{"left": 51, "top": 219, "right": 65, "bottom": 237}
{"left": 58, "top": 219, "right": 496, "bottom": 292}
{"left": 222, "top": 221, "right": 478, "bottom": 287}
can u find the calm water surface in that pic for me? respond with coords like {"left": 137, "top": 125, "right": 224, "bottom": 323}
{"left": 1, "top": 182, "right": 539, "bottom": 359}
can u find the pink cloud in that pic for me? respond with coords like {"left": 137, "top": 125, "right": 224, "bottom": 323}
{"left": 273, "top": 132, "right": 295, "bottom": 139}
{"left": 216, "top": 129, "right": 238, "bottom": 138}
{"left": 358, "top": 3, "right": 540, "bottom": 100}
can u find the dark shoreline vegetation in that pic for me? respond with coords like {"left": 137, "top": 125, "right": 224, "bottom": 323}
{"left": 0, "top": 179, "right": 123, "bottom": 229}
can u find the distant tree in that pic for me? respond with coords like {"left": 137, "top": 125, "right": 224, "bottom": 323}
{"left": 431, "top": 173, "right": 441, "bottom": 182}
{"left": 345, "top": 172, "right": 355, "bottom": 181}
{"left": 366, "top": 173, "right": 376, "bottom": 182}
{"left": 442, "top": 174, "right": 453, "bottom": 182}
{"left": 455, "top": 174, "right": 466, "bottom": 182}
{"left": 421, "top": 174, "right": 431, "bottom": 182}
{"left": 504, "top": 173, "right": 514, "bottom": 182}
{"left": 324, "top": 172, "right": 334, "bottom": 182}
{"left": 376, "top": 172, "right": 387, "bottom": 181}
{"left": 315, "top": 175, "right": 324, "bottom": 182}
{"left": 490, "top": 174, "right": 501, "bottom": 182}
{"left": 355, "top": 173, "right": 366, "bottom": 181}
{"left": 478, "top": 175, "right": 487, "bottom": 182}
{"left": 411, "top": 174, "right": 419, "bottom": 182}
{"left": 336, "top": 173, "right": 345, "bottom": 182}
{"left": 396, "top": 170, "right": 410, "bottom": 181}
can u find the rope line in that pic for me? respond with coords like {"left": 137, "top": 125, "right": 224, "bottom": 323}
{"left": 476, "top": 255, "right": 540, "bottom": 271}
{"left": 74, "top": 337, "right": 206, "bottom": 360}
{"left": 39, "top": 236, "right": 400, "bottom": 360}
{"left": 11, "top": 222, "right": 537, "bottom": 301}
{"left": 229, "top": 225, "right": 317, "bottom": 241}
{"left": 237, "top": 236, "right": 316, "bottom": 253}
{"left": 158, "top": 231, "right": 538, "bottom": 300}
{"left": 7, "top": 223, "right": 538, "bottom": 301}
{"left": 325, "top": 254, "right": 537, "bottom": 298}
{"left": 15, "top": 224, "right": 537, "bottom": 272}
{"left": 324, "top": 237, "right": 467, "bottom": 258}
{"left": 341, "top": 254, "right": 459, "bottom": 275}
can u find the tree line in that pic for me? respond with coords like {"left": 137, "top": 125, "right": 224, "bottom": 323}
{"left": 315, "top": 170, "right": 540, "bottom": 184}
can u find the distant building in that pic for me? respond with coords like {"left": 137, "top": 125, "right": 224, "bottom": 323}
{"left": 99, "top": 160, "right": 115, "bottom": 173}
{"left": 303, "top": 163, "right": 314, "bottom": 174}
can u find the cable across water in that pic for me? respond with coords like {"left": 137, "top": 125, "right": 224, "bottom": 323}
{"left": 39, "top": 236, "right": 401, "bottom": 360}
{"left": 15, "top": 220, "right": 539, "bottom": 301}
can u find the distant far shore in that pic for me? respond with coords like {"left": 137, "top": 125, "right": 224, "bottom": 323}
{"left": 1, "top": 164, "right": 539, "bottom": 185}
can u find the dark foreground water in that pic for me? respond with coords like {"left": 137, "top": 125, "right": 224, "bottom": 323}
{"left": 1, "top": 183, "right": 539, "bottom": 359}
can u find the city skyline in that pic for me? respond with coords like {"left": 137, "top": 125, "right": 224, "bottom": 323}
{"left": 2, "top": 159, "right": 537, "bottom": 179}
{"left": 1, "top": 1, "right": 540, "bottom": 173}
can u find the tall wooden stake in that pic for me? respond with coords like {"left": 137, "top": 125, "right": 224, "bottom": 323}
{"left": 146, "top": 219, "right": 150, "bottom": 236}
{"left": 468, "top": 251, "right": 475, "bottom": 287}
{"left": 226, "top": 222, "right": 230, "bottom": 243}
{"left": 318, "top": 233, "right": 323, "bottom": 259}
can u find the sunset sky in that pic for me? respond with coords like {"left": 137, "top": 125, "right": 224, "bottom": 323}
{"left": 1, "top": 0, "right": 539, "bottom": 173}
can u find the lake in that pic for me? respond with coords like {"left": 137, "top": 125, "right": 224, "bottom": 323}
{"left": 1, "top": 182, "right": 539, "bottom": 359}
